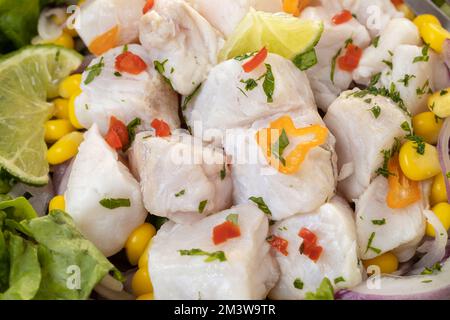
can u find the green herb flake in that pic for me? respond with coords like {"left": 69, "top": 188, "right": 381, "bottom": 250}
{"left": 330, "top": 48, "right": 342, "bottom": 84}
{"left": 234, "top": 51, "right": 258, "bottom": 61}
{"left": 220, "top": 163, "right": 226, "bottom": 180}
{"left": 182, "top": 84, "right": 202, "bottom": 110}
{"left": 99, "top": 198, "right": 131, "bottom": 209}
{"left": 372, "top": 36, "right": 380, "bottom": 48}
{"left": 370, "top": 105, "right": 381, "bottom": 118}
{"left": 371, "top": 218, "right": 386, "bottom": 225}
{"left": 365, "top": 232, "right": 382, "bottom": 254}
{"left": 293, "top": 48, "right": 318, "bottom": 71}
{"left": 125, "top": 117, "right": 141, "bottom": 149}
{"left": 240, "top": 78, "right": 258, "bottom": 91}
{"left": 413, "top": 44, "right": 430, "bottom": 63}
{"left": 271, "top": 129, "right": 289, "bottom": 165}
{"left": 382, "top": 59, "right": 393, "bottom": 69}
{"left": 344, "top": 38, "right": 353, "bottom": 48}
{"left": 441, "top": 90, "right": 448, "bottom": 96}
{"left": 178, "top": 248, "right": 227, "bottom": 262}
{"left": 401, "top": 121, "right": 426, "bottom": 155}
{"left": 84, "top": 57, "right": 105, "bottom": 85}
{"left": 225, "top": 214, "right": 239, "bottom": 226}
{"left": 334, "top": 276, "right": 345, "bottom": 284}
{"left": 416, "top": 80, "right": 431, "bottom": 97}
{"left": 114, "top": 71, "right": 122, "bottom": 77}
{"left": 175, "top": 190, "right": 186, "bottom": 197}
{"left": 398, "top": 74, "right": 416, "bottom": 87}
{"left": 249, "top": 196, "right": 272, "bottom": 216}
{"left": 421, "top": 262, "right": 442, "bottom": 275}
{"left": 293, "top": 278, "right": 304, "bottom": 290}
{"left": 154, "top": 59, "right": 173, "bottom": 87}
{"left": 198, "top": 200, "right": 208, "bottom": 213}
{"left": 262, "top": 64, "right": 275, "bottom": 103}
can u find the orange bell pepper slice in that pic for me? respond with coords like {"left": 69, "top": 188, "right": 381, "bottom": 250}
{"left": 88, "top": 25, "right": 119, "bottom": 56}
{"left": 386, "top": 154, "right": 421, "bottom": 209}
{"left": 256, "top": 115, "right": 328, "bottom": 175}
{"left": 283, "top": 0, "right": 310, "bottom": 17}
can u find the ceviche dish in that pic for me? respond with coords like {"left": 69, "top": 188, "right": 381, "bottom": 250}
{"left": 1, "top": 0, "right": 450, "bottom": 301}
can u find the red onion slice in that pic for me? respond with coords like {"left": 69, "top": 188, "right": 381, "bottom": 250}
{"left": 409, "top": 210, "right": 448, "bottom": 274}
{"left": 437, "top": 117, "right": 450, "bottom": 202}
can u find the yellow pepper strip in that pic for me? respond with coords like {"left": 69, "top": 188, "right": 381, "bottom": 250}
{"left": 88, "top": 25, "right": 119, "bottom": 56}
{"left": 283, "top": 0, "right": 310, "bottom": 17}
{"left": 256, "top": 115, "right": 328, "bottom": 175}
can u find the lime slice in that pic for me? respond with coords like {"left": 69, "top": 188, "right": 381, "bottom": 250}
{"left": 218, "top": 9, "right": 324, "bottom": 62}
{"left": 0, "top": 45, "right": 82, "bottom": 185}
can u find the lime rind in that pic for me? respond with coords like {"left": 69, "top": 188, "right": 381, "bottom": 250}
{"left": 218, "top": 10, "right": 324, "bottom": 62}
{"left": 0, "top": 45, "right": 82, "bottom": 185}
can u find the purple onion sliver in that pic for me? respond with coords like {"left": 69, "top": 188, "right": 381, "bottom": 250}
{"left": 437, "top": 118, "right": 450, "bottom": 203}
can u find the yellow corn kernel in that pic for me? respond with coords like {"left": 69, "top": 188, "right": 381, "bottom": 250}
{"left": 429, "top": 89, "right": 450, "bottom": 118}
{"left": 362, "top": 252, "right": 399, "bottom": 275}
{"left": 49, "top": 195, "right": 65, "bottom": 212}
{"left": 412, "top": 111, "right": 443, "bottom": 145}
{"left": 398, "top": 141, "right": 441, "bottom": 181}
{"left": 45, "top": 119, "right": 75, "bottom": 143}
{"left": 52, "top": 98, "right": 70, "bottom": 119}
{"left": 419, "top": 22, "right": 450, "bottom": 54}
{"left": 136, "top": 293, "right": 154, "bottom": 300}
{"left": 68, "top": 93, "right": 84, "bottom": 129}
{"left": 126, "top": 223, "right": 156, "bottom": 266}
{"left": 59, "top": 74, "right": 82, "bottom": 99}
{"left": 426, "top": 202, "right": 450, "bottom": 237}
{"left": 47, "top": 131, "right": 84, "bottom": 165}
{"left": 64, "top": 26, "right": 78, "bottom": 38}
{"left": 132, "top": 268, "right": 153, "bottom": 297}
{"left": 47, "top": 32, "right": 74, "bottom": 49}
{"left": 138, "top": 238, "right": 153, "bottom": 270}
{"left": 413, "top": 14, "right": 441, "bottom": 30}
{"left": 431, "top": 174, "right": 448, "bottom": 206}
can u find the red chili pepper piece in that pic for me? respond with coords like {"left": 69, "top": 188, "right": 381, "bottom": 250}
{"left": 143, "top": 0, "right": 155, "bottom": 14}
{"left": 307, "top": 245, "right": 323, "bottom": 262}
{"left": 298, "top": 227, "right": 323, "bottom": 262}
{"left": 213, "top": 221, "right": 241, "bottom": 245}
{"left": 299, "top": 227, "right": 317, "bottom": 244}
{"left": 105, "top": 116, "right": 129, "bottom": 150}
{"left": 242, "top": 47, "right": 268, "bottom": 73}
{"left": 268, "top": 235, "right": 289, "bottom": 256}
{"left": 332, "top": 10, "right": 353, "bottom": 25}
{"left": 337, "top": 44, "right": 363, "bottom": 72}
{"left": 115, "top": 51, "right": 148, "bottom": 75}
{"left": 151, "top": 119, "right": 171, "bottom": 137}
{"left": 391, "top": 0, "right": 404, "bottom": 7}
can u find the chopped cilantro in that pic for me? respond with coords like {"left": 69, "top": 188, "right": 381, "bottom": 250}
{"left": 84, "top": 57, "right": 105, "bottom": 85}
{"left": 198, "top": 200, "right": 208, "bottom": 213}
{"left": 178, "top": 249, "right": 227, "bottom": 262}
{"left": 249, "top": 196, "right": 272, "bottom": 216}
{"left": 175, "top": 190, "right": 185, "bottom": 197}
{"left": 99, "top": 198, "right": 131, "bottom": 209}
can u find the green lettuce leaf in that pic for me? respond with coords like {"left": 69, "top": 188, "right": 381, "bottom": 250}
{"left": 0, "top": 0, "right": 72, "bottom": 54}
{"left": 0, "top": 196, "right": 38, "bottom": 222}
{"left": 22, "top": 210, "right": 117, "bottom": 300}
{"left": 0, "top": 232, "right": 41, "bottom": 300}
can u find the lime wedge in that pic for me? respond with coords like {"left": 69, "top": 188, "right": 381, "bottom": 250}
{"left": 0, "top": 45, "right": 82, "bottom": 185}
{"left": 219, "top": 10, "right": 324, "bottom": 62}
